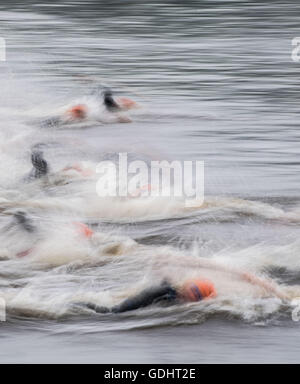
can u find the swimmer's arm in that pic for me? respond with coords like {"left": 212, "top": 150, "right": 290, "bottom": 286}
{"left": 84, "top": 284, "right": 177, "bottom": 314}
{"left": 86, "top": 303, "right": 110, "bottom": 314}
{"left": 112, "top": 284, "right": 177, "bottom": 313}
{"left": 240, "top": 272, "right": 289, "bottom": 301}
{"left": 195, "top": 258, "right": 289, "bottom": 300}
{"left": 99, "top": 113, "right": 132, "bottom": 124}
{"left": 156, "top": 255, "right": 289, "bottom": 301}
{"left": 113, "top": 114, "right": 132, "bottom": 124}
{"left": 117, "top": 114, "right": 132, "bottom": 123}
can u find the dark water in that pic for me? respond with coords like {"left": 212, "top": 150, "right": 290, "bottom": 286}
{"left": 1, "top": 0, "right": 300, "bottom": 363}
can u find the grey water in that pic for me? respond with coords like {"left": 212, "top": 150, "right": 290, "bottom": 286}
{"left": 0, "top": 0, "right": 300, "bottom": 364}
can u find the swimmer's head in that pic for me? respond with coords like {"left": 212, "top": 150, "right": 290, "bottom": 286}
{"left": 103, "top": 88, "right": 113, "bottom": 99}
{"left": 179, "top": 279, "right": 217, "bottom": 302}
{"left": 66, "top": 105, "right": 88, "bottom": 120}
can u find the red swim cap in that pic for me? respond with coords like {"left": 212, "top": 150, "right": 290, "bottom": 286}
{"left": 66, "top": 104, "right": 88, "bottom": 120}
{"left": 73, "top": 222, "right": 94, "bottom": 238}
{"left": 180, "top": 279, "right": 217, "bottom": 302}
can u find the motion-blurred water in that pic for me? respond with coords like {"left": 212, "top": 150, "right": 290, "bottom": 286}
{"left": 1, "top": 0, "right": 300, "bottom": 363}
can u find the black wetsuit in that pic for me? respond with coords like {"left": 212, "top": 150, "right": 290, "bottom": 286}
{"left": 87, "top": 282, "right": 178, "bottom": 314}
{"left": 29, "top": 150, "right": 49, "bottom": 180}
{"left": 103, "top": 89, "right": 121, "bottom": 112}
{"left": 14, "top": 211, "right": 36, "bottom": 233}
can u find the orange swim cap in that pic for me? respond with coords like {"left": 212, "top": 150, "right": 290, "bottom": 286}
{"left": 180, "top": 279, "right": 217, "bottom": 302}
{"left": 66, "top": 104, "right": 88, "bottom": 120}
{"left": 73, "top": 222, "right": 94, "bottom": 238}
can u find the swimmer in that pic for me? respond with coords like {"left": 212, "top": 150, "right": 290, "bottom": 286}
{"left": 11, "top": 210, "right": 93, "bottom": 239}
{"left": 6, "top": 210, "right": 94, "bottom": 258}
{"left": 84, "top": 260, "right": 290, "bottom": 314}
{"left": 65, "top": 89, "right": 136, "bottom": 123}
{"left": 27, "top": 146, "right": 95, "bottom": 183}
{"left": 27, "top": 147, "right": 151, "bottom": 195}
{"left": 85, "top": 278, "right": 217, "bottom": 314}
{"left": 41, "top": 88, "right": 137, "bottom": 127}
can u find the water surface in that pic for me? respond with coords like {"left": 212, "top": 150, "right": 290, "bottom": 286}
{"left": 0, "top": 0, "right": 300, "bottom": 363}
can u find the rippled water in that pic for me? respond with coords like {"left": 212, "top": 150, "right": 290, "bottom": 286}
{"left": 1, "top": 0, "right": 300, "bottom": 363}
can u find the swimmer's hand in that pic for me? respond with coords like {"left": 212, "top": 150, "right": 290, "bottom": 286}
{"left": 86, "top": 303, "right": 111, "bottom": 314}
{"left": 116, "top": 114, "right": 132, "bottom": 123}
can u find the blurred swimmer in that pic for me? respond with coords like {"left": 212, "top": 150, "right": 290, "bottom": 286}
{"left": 27, "top": 147, "right": 94, "bottom": 183}
{"left": 84, "top": 261, "right": 289, "bottom": 314}
{"left": 41, "top": 89, "right": 137, "bottom": 127}
{"left": 86, "top": 278, "right": 217, "bottom": 314}
{"left": 27, "top": 147, "right": 151, "bottom": 196}
{"left": 6, "top": 210, "right": 94, "bottom": 258}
